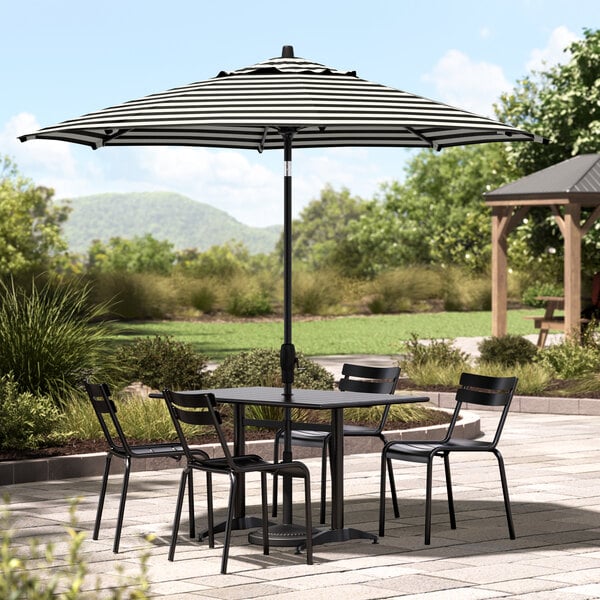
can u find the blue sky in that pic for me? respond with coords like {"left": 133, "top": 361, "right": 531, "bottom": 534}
{"left": 2, "top": 0, "right": 598, "bottom": 227}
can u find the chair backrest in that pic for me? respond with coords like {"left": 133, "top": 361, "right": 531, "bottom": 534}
{"left": 84, "top": 381, "right": 132, "bottom": 455}
{"left": 447, "top": 372, "right": 518, "bottom": 447}
{"left": 163, "top": 390, "right": 235, "bottom": 468}
{"left": 338, "top": 364, "right": 400, "bottom": 394}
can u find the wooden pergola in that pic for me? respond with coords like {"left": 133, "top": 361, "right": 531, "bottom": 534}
{"left": 484, "top": 154, "right": 600, "bottom": 341}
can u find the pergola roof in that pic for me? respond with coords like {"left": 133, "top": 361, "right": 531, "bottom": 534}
{"left": 485, "top": 154, "right": 600, "bottom": 203}
{"left": 483, "top": 154, "right": 600, "bottom": 343}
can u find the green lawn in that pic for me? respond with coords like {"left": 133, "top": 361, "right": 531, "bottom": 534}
{"left": 111, "top": 309, "right": 540, "bottom": 360}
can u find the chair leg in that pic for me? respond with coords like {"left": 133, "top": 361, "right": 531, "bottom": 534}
{"left": 221, "top": 474, "right": 237, "bottom": 575}
{"left": 187, "top": 468, "right": 195, "bottom": 539}
{"left": 378, "top": 451, "right": 388, "bottom": 537}
{"left": 169, "top": 468, "right": 188, "bottom": 562}
{"left": 206, "top": 472, "right": 215, "bottom": 548}
{"left": 387, "top": 456, "right": 400, "bottom": 518}
{"left": 443, "top": 452, "right": 456, "bottom": 530}
{"left": 261, "top": 472, "right": 269, "bottom": 556}
{"left": 424, "top": 459, "right": 433, "bottom": 545}
{"left": 113, "top": 457, "right": 131, "bottom": 554}
{"left": 320, "top": 440, "right": 330, "bottom": 524}
{"left": 93, "top": 454, "right": 112, "bottom": 541}
{"left": 494, "top": 449, "right": 516, "bottom": 540}
{"left": 304, "top": 473, "right": 313, "bottom": 565}
{"left": 272, "top": 433, "right": 281, "bottom": 517}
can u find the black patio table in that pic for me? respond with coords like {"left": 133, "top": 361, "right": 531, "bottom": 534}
{"left": 154, "top": 386, "right": 428, "bottom": 549}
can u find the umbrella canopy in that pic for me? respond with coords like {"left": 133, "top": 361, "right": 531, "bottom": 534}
{"left": 19, "top": 46, "right": 545, "bottom": 151}
{"left": 19, "top": 45, "right": 548, "bottom": 396}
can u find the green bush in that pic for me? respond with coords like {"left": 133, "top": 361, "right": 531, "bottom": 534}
{"left": 0, "top": 277, "right": 116, "bottom": 405}
{"left": 207, "top": 348, "right": 334, "bottom": 422}
{"left": 208, "top": 348, "right": 334, "bottom": 390}
{"left": 116, "top": 335, "right": 209, "bottom": 390}
{"left": 190, "top": 283, "right": 217, "bottom": 314}
{"left": 535, "top": 339, "right": 600, "bottom": 379}
{"left": 401, "top": 333, "right": 470, "bottom": 369}
{"left": 87, "top": 272, "right": 175, "bottom": 320}
{"left": 477, "top": 335, "right": 538, "bottom": 367}
{"left": 441, "top": 268, "right": 491, "bottom": 311}
{"left": 293, "top": 270, "right": 342, "bottom": 315}
{"left": 368, "top": 267, "right": 440, "bottom": 314}
{"left": 0, "top": 498, "right": 150, "bottom": 599}
{"left": 521, "top": 282, "right": 563, "bottom": 307}
{"left": 226, "top": 289, "right": 273, "bottom": 317}
{"left": 0, "top": 374, "right": 68, "bottom": 451}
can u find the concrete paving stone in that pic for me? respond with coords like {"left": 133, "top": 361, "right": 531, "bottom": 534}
{"left": 3, "top": 411, "right": 600, "bottom": 599}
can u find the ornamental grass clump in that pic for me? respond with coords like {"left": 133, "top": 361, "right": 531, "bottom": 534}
{"left": 0, "top": 277, "right": 116, "bottom": 406}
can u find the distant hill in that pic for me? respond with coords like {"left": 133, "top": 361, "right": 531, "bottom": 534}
{"left": 60, "top": 192, "right": 281, "bottom": 254}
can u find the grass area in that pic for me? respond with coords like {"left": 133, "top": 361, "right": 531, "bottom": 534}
{"left": 110, "top": 309, "right": 540, "bottom": 360}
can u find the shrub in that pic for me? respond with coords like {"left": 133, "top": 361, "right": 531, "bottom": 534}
{"left": 0, "top": 498, "right": 150, "bottom": 598}
{"left": 207, "top": 348, "right": 334, "bottom": 422}
{"left": 476, "top": 362, "right": 550, "bottom": 396}
{"left": 0, "top": 277, "right": 116, "bottom": 405}
{"left": 293, "top": 270, "right": 342, "bottom": 315}
{"left": 190, "top": 283, "right": 218, "bottom": 314}
{"left": 477, "top": 335, "right": 538, "bottom": 367}
{"left": 401, "top": 333, "right": 470, "bottom": 369}
{"left": 116, "top": 335, "right": 209, "bottom": 390}
{"left": 226, "top": 289, "right": 273, "bottom": 317}
{"left": 521, "top": 282, "right": 563, "bottom": 307}
{"left": 0, "top": 374, "right": 68, "bottom": 451}
{"left": 441, "top": 268, "right": 491, "bottom": 311}
{"left": 535, "top": 339, "right": 600, "bottom": 379}
{"left": 368, "top": 267, "right": 440, "bottom": 314}
{"left": 208, "top": 348, "right": 334, "bottom": 390}
{"left": 86, "top": 272, "right": 175, "bottom": 320}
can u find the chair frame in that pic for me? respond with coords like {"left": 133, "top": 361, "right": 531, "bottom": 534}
{"left": 379, "top": 372, "right": 518, "bottom": 544}
{"left": 273, "top": 363, "right": 400, "bottom": 524}
{"left": 84, "top": 381, "right": 208, "bottom": 553}
{"left": 163, "top": 389, "right": 313, "bottom": 574}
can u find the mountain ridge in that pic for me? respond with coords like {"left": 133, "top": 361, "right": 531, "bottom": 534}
{"left": 60, "top": 191, "right": 281, "bottom": 254}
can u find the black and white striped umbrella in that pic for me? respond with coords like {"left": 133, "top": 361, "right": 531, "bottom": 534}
{"left": 19, "top": 46, "right": 545, "bottom": 151}
{"left": 19, "top": 46, "right": 547, "bottom": 394}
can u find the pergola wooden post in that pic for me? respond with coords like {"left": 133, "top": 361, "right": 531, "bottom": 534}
{"left": 485, "top": 155, "right": 600, "bottom": 343}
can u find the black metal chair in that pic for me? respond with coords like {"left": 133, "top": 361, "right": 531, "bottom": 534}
{"left": 273, "top": 363, "right": 401, "bottom": 524}
{"left": 379, "top": 372, "right": 518, "bottom": 544}
{"left": 84, "top": 381, "right": 209, "bottom": 553}
{"left": 163, "top": 389, "right": 313, "bottom": 574}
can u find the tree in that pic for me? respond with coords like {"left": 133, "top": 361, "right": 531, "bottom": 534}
{"left": 0, "top": 156, "right": 70, "bottom": 277}
{"left": 86, "top": 234, "right": 176, "bottom": 275}
{"left": 277, "top": 185, "right": 368, "bottom": 271}
{"left": 495, "top": 28, "right": 600, "bottom": 278}
{"left": 345, "top": 144, "right": 518, "bottom": 276}
{"left": 496, "top": 28, "right": 600, "bottom": 175}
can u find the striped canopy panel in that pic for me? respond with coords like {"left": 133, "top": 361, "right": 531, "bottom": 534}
{"left": 19, "top": 49, "right": 545, "bottom": 151}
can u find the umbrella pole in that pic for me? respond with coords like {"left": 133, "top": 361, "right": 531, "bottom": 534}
{"left": 280, "top": 128, "right": 296, "bottom": 527}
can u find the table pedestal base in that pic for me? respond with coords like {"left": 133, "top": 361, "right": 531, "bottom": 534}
{"left": 248, "top": 525, "right": 378, "bottom": 550}
{"left": 198, "top": 516, "right": 266, "bottom": 541}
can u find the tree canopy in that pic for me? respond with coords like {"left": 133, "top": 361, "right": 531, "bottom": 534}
{"left": 0, "top": 156, "right": 70, "bottom": 278}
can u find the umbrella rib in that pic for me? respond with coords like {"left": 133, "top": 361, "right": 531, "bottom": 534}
{"left": 406, "top": 127, "right": 438, "bottom": 151}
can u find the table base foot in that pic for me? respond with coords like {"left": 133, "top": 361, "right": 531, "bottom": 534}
{"left": 198, "top": 516, "right": 267, "bottom": 541}
{"left": 248, "top": 523, "right": 321, "bottom": 547}
{"left": 298, "top": 527, "right": 378, "bottom": 551}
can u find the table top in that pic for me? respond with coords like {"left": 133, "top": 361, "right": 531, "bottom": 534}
{"left": 166, "top": 386, "right": 429, "bottom": 409}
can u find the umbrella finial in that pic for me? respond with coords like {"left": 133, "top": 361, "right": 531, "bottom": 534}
{"left": 281, "top": 45, "right": 294, "bottom": 58}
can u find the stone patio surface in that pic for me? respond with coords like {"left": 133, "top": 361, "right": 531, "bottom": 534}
{"left": 3, "top": 409, "right": 600, "bottom": 599}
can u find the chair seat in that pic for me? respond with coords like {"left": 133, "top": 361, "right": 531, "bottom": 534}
{"left": 386, "top": 438, "right": 494, "bottom": 462}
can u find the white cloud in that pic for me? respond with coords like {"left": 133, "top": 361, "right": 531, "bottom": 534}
{"left": 421, "top": 49, "right": 512, "bottom": 117}
{"left": 526, "top": 26, "right": 579, "bottom": 72}
{"left": 1, "top": 112, "right": 78, "bottom": 177}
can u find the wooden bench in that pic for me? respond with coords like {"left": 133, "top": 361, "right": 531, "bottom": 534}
{"left": 524, "top": 296, "right": 588, "bottom": 347}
